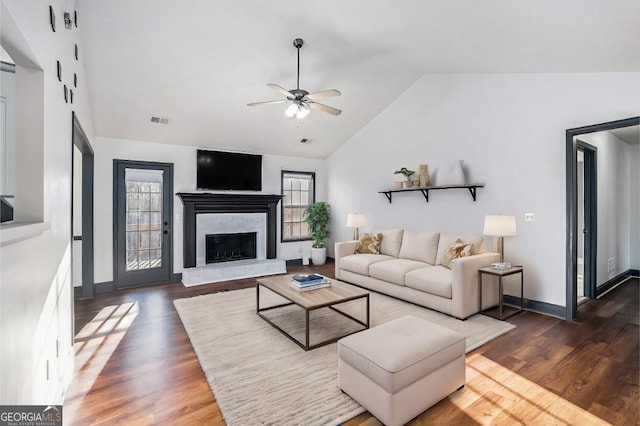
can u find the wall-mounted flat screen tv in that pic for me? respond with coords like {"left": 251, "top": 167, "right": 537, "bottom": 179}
{"left": 196, "top": 149, "right": 262, "bottom": 191}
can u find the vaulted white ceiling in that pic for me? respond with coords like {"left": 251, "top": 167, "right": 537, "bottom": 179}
{"left": 79, "top": 0, "right": 639, "bottom": 158}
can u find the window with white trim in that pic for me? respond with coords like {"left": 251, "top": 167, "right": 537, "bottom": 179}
{"left": 281, "top": 171, "right": 315, "bottom": 242}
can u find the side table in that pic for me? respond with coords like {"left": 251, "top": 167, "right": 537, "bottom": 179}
{"left": 478, "top": 266, "right": 524, "bottom": 320}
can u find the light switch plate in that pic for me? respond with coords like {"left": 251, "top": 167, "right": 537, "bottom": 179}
{"left": 524, "top": 213, "right": 536, "bottom": 222}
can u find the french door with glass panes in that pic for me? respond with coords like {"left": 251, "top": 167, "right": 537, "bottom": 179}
{"left": 114, "top": 160, "right": 173, "bottom": 288}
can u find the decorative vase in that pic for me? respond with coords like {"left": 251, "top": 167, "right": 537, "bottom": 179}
{"left": 394, "top": 181, "right": 403, "bottom": 188}
{"left": 436, "top": 160, "right": 465, "bottom": 185}
{"left": 311, "top": 247, "right": 327, "bottom": 265}
{"left": 402, "top": 180, "right": 413, "bottom": 188}
{"left": 450, "top": 160, "right": 465, "bottom": 185}
{"left": 419, "top": 164, "right": 431, "bottom": 187}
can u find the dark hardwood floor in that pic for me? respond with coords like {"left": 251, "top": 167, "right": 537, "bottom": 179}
{"left": 65, "top": 265, "right": 639, "bottom": 425}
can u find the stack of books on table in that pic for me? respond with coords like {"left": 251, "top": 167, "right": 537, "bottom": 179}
{"left": 290, "top": 274, "right": 331, "bottom": 291}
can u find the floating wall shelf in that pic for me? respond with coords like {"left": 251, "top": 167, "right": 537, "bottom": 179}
{"left": 378, "top": 184, "right": 485, "bottom": 203}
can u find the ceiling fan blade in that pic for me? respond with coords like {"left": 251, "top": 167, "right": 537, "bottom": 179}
{"left": 309, "top": 101, "right": 342, "bottom": 116}
{"left": 267, "top": 84, "right": 294, "bottom": 98}
{"left": 247, "top": 100, "right": 287, "bottom": 106}
{"left": 307, "top": 89, "right": 341, "bottom": 100}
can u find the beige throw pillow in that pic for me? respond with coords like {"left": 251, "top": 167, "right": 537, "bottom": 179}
{"left": 442, "top": 238, "right": 473, "bottom": 269}
{"left": 436, "top": 233, "right": 483, "bottom": 265}
{"left": 355, "top": 233, "right": 383, "bottom": 254}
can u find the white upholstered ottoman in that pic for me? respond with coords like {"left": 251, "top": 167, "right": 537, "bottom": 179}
{"left": 337, "top": 315, "right": 466, "bottom": 426}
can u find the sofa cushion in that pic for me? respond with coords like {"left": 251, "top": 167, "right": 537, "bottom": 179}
{"left": 369, "top": 259, "right": 427, "bottom": 286}
{"left": 442, "top": 238, "right": 473, "bottom": 269}
{"left": 377, "top": 229, "right": 404, "bottom": 258}
{"left": 398, "top": 230, "right": 439, "bottom": 265}
{"left": 340, "top": 253, "right": 394, "bottom": 276}
{"left": 355, "top": 233, "right": 382, "bottom": 254}
{"left": 405, "top": 266, "right": 453, "bottom": 299}
{"left": 436, "top": 233, "right": 484, "bottom": 265}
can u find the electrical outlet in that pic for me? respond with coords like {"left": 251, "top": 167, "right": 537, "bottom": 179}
{"left": 608, "top": 258, "right": 615, "bottom": 273}
{"left": 524, "top": 213, "right": 536, "bottom": 222}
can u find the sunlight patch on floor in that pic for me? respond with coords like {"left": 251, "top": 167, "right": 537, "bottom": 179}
{"left": 64, "top": 303, "right": 139, "bottom": 419}
{"left": 451, "top": 353, "right": 611, "bottom": 425}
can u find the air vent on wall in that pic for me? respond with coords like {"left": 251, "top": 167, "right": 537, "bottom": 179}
{"left": 150, "top": 116, "right": 169, "bottom": 124}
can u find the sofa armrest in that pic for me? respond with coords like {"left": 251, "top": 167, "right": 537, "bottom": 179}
{"left": 450, "top": 252, "right": 501, "bottom": 319}
{"left": 334, "top": 240, "right": 358, "bottom": 279}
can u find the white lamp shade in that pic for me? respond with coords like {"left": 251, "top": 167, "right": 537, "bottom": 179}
{"left": 285, "top": 102, "right": 310, "bottom": 119}
{"left": 346, "top": 213, "right": 366, "bottom": 228}
{"left": 483, "top": 215, "right": 517, "bottom": 236}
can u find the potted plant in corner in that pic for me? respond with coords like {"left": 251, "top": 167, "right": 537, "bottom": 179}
{"left": 394, "top": 167, "right": 415, "bottom": 188}
{"left": 305, "top": 201, "right": 330, "bottom": 265}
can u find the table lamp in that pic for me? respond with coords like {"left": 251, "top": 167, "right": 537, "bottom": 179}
{"left": 346, "top": 213, "right": 366, "bottom": 240}
{"left": 483, "top": 215, "right": 517, "bottom": 262}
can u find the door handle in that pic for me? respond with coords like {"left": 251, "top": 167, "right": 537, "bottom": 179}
{"left": 582, "top": 229, "right": 587, "bottom": 234}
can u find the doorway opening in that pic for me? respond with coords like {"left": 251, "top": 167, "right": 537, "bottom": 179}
{"left": 575, "top": 143, "right": 597, "bottom": 305}
{"left": 565, "top": 116, "right": 640, "bottom": 320}
{"left": 577, "top": 149, "right": 585, "bottom": 303}
{"left": 72, "top": 112, "right": 94, "bottom": 300}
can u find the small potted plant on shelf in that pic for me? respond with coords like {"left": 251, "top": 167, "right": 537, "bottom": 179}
{"left": 394, "top": 167, "right": 415, "bottom": 188}
{"left": 305, "top": 201, "right": 331, "bottom": 265}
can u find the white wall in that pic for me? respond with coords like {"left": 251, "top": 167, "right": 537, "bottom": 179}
{"left": 578, "top": 131, "right": 640, "bottom": 281}
{"left": 327, "top": 72, "right": 639, "bottom": 308}
{"left": 630, "top": 144, "right": 640, "bottom": 270}
{"left": 619, "top": 141, "right": 637, "bottom": 272}
{"left": 0, "top": 66, "right": 15, "bottom": 196}
{"left": 618, "top": 140, "right": 639, "bottom": 271}
{"left": 0, "top": 0, "right": 95, "bottom": 404}
{"left": 93, "top": 137, "right": 327, "bottom": 284}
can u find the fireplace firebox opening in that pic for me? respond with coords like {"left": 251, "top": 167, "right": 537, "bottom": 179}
{"left": 206, "top": 232, "right": 257, "bottom": 264}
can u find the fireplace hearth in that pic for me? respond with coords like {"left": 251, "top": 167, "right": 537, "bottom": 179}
{"left": 206, "top": 232, "right": 257, "bottom": 264}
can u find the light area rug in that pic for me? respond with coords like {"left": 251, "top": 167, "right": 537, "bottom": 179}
{"left": 174, "top": 287, "right": 515, "bottom": 426}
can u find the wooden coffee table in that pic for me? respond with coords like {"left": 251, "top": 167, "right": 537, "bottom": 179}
{"left": 256, "top": 274, "right": 370, "bottom": 351}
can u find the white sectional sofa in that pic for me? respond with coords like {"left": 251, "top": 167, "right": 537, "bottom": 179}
{"left": 334, "top": 229, "right": 500, "bottom": 319}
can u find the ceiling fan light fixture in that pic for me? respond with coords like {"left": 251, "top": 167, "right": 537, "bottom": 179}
{"left": 285, "top": 102, "right": 310, "bottom": 119}
{"left": 248, "top": 38, "right": 341, "bottom": 117}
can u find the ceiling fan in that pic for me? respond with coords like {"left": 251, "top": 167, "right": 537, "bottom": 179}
{"left": 247, "top": 38, "right": 342, "bottom": 119}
